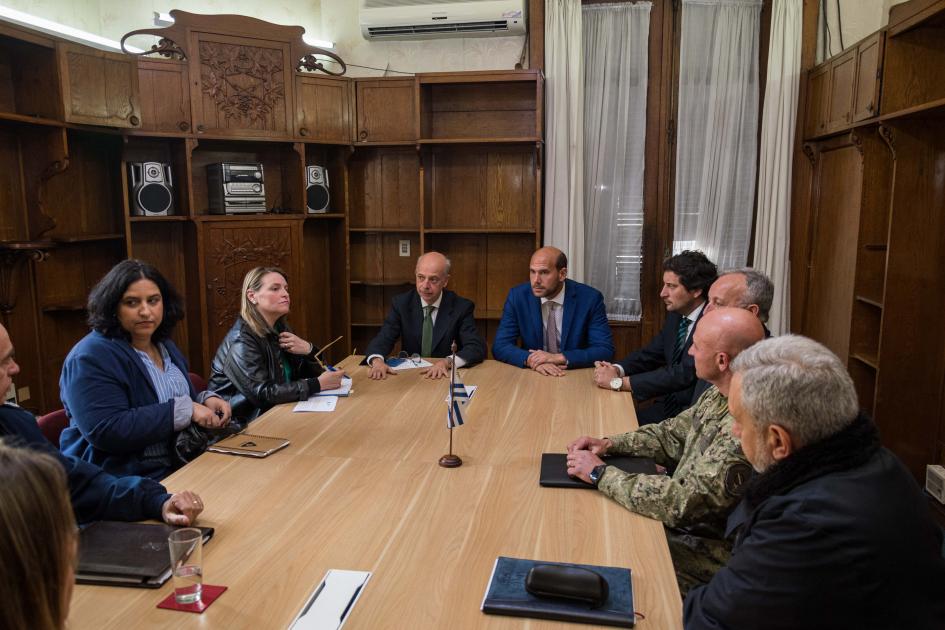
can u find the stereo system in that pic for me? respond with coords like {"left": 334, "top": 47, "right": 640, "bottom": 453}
{"left": 207, "top": 162, "right": 266, "bottom": 214}
{"left": 306, "top": 165, "right": 330, "bottom": 213}
{"left": 927, "top": 465, "right": 945, "bottom": 504}
{"left": 128, "top": 162, "right": 174, "bottom": 216}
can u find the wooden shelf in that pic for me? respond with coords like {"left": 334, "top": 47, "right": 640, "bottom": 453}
{"left": 850, "top": 352, "right": 880, "bottom": 370}
{"left": 351, "top": 320, "right": 383, "bottom": 327}
{"left": 41, "top": 303, "right": 86, "bottom": 313}
{"left": 305, "top": 213, "right": 346, "bottom": 220}
{"left": 0, "top": 111, "right": 64, "bottom": 128}
{"left": 349, "top": 227, "right": 420, "bottom": 233}
{"left": 855, "top": 295, "right": 883, "bottom": 309}
{"left": 879, "top": 96, "right": 945, "bottom": 122}
{"left": 353, "top": 140, "right": 417, "bottom": 147}
{"left": 350, "top": 280, "right": 413, "bottom": 286}
{"left": 124, "top": 129, "right": 192, "bottom": 139}
{"left": 424, "top": 227, "right": 536, "bottom": 234}
{"left": 129, "top": 215, "right": 190, "bottom": 222}
{"left": 864, "top": 243, "right": 888, "bottom": 251}
{"left": 418, "top": 137, "right": 541, "bottom": 145}
{"left": 418, "top": 69, "right": 542, "bottom": 84}
{"left": 51, "top": 233, "right": 124, "bottom": 243}
{"left": 475, "top": 310, "right": 503, "bottom": 320}
{"left": 193, "top": 214, "right": 307, "bottom": 222}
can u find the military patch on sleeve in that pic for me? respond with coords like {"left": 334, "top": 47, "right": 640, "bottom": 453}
{"left": 723, "top": 462, "right": 752, "bottom": 497}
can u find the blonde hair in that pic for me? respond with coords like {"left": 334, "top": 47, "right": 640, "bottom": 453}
{"left": 240, "top": 266, "right": 289, "bottom": 338}
{"left": 0, "top": 441, "right": 77, "bottom": 630}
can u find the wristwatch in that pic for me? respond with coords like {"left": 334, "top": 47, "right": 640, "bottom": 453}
{"left": 610, "top": 377, "right": 623, "bottom": 391}
{"left": 589, "top": 464, "right": 608, "bottom": 487}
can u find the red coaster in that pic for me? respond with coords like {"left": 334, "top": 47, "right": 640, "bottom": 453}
{"left": 157, "top": 584, "right": 227, "bottom": 613}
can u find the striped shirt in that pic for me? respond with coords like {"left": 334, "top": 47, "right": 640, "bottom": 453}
{"left": 133, "top": 342, "right": 192, "bottom": 465}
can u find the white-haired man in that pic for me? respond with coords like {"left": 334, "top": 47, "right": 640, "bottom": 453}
{"left": 684, "top": 335, "right": 945, "bottom": 629}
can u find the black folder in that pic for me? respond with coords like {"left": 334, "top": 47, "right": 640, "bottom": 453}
{"left": 481, "top": 556, "right": 635, "bottom": 627}
{"left": 539, "top": 453, "right": 657, "bottom": 489}
{"left": 77, "top": 521, "right": 214, "bottom": 588}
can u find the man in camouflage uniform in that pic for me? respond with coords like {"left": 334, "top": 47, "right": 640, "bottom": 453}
{"left": 567, "top": 308, "right": 764, "bottom": 594}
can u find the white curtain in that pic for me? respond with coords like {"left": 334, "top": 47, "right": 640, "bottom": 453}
{"left": 753, "top": 0, "right": 802, "bottom": 335}
{"left": 674, "top": 0, "right": 762, "bottom": 271}
{"left": 544, "top": 0, "right": 585, "bottom": 280}
{"left": 582, "top": 3, "right": 651, "bottom": 321}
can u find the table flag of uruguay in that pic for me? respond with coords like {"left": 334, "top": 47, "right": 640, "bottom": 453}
{"left": 448, "top": 382, "right": 470, "bottom": 429}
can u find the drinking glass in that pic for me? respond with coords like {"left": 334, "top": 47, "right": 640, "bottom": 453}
{"left": 168, "top": 528, "right": 203, "bottom": 604}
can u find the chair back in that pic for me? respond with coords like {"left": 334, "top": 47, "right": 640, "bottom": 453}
{"left": 37, "top": 409, "right": 69, "bottom": 447}
{"left": 188, "top": 371, "right": 208, "bottom": 393}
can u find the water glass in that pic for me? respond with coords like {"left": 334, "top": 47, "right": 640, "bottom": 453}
{"left": 168, "top": 528, "right": 203, "bottom": 604}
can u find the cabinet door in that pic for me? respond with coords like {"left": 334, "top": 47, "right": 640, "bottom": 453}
{"left": 296, "top": 75, "right": 351, "bottom": 142}
{"left": 137, "top": 59, "right": 192, "bottom": 133}
{"left": 826, "top": 49, "right": 856, "bottom": 131}
{"left": 805, "top": 65, "right": 829, "bottom": 138}
{"left": 189, "top": 33, "right": 294, "bottom": 138}
{"left": 355, "top": 79, "right": 416, "bottom": 142}
{"left": 202, "top": 220, "right": 301, "bottom": 357}
{"left": 852, "top": 33, "right": 884, "bottom": 122}
{"left": 57, "top": 42, "right": 141, "bottom": 128}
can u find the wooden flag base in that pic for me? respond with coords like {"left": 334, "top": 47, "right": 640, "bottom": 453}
{"left": 438, "top": 454, "right": 463, "bottom": 468}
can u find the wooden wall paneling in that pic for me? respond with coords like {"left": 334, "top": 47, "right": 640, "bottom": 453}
{"left": 419, "top": 80, "right": 538, "bottom": 140}
{"left": 804, "top": 64, "right": 829, "bottom": 137}
{"left": 528, "top": 0, "right": 544, "bottom": 71}
{"left": 874, "top": 120, "right": 945, "bottom": 479}
{"left": 852, "top": 33, "right": 884, "bottom": 122}
{"left": 301, "top": 219, "right": 349, "bottom": 364}
{"left": 0, "top": 35, "right": 61, "bottom": 119}
{"left": 295, "top": 75, "right": 350, "bottom": 142}
{"left": 2, "top": 258, "right": 43, "bottom": 412}
{"left": 201, "top": 219, "right": 301, "bottom": 365}
{"left": 851, "top": 128, "right": 894, "bottom": 306}
{"left": 56, "top": 42, "right": 140, "bottom": 128}
{"left": 188, "top": 32, "right": 293, "bottom": 138}
{"left": 348, "top": 148, "right": 420, "bottom": 228}
{"left": 0, "top": 125, "right": 27, "bottom": 241}
{"left": 382, "top": 233, "right": 420, "bottom": 283}
{"left": 43, "top": 131, "right": 123, "bottom": 238}
{"left": 136, "top": 58, "right": 191, "bottom": 133}
{"left": 355, "top": 78, "right": 417, "bottom": 143}
{"left": 18, "top": 126, "right": 67, "bottom": 240}
{"left": 610, "top": 322, "right": 643, "bottom": 361}
{"left": 800, "top": 134, "right": 863, "bottom": 363}
{"left": 349, "top": 232, "right": 383, "bottom": 283}
{"left": 486, "top": 235, "right": 534, "bottom": 318}
{"left": 425, "top": 234, "right": 489, "bottom": 316}
{"left": 825, "top": 49, "right": 856, "bottom": 131}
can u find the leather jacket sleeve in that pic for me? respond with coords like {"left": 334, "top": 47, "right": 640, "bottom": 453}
{"left": 222, "top": 331, "right": 320, "bottom": 410}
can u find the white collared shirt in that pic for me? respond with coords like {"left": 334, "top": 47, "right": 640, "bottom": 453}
{"left": 368, "top": 291, "right": 466, "bottom": 367}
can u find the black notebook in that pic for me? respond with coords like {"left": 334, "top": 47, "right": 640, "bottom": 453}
{"left": 77, "top": 521, "right": 214, "bottom": 588}
{"left": 481, "top": 556, "right": 635, "bottom": 627}
{"left": 539, "top": 453, "right": 657, "bottom": 489}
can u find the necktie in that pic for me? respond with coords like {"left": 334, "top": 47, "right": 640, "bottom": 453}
{"left": 672, "top": 317, "right": 689, "bottom": 364}
{"left": 545, "top": 302, "right": 560, "bottom": 353}
{"left": 421, "top": 305, "right": 434, "bottom": 357}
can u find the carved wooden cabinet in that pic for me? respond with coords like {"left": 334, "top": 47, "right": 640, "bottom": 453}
{"left": 296, "top": 75, "right": 352, "bottom": 142}
{"left": 805, "top": 64, "right": 829, "bottom": 137}
{"left": 188, "top": 33, "right": 295, "bottom": 138}
{"left": 825, "top": 49, "right": 856, "bottom": 132}
{"left": 56, "top": 42, "right": 141, "bottom": 128}
{"left": 852, "top": 33, "right": 884, "bottom": 122}
{"left": 200, "top": 219, "right": 302, "bottom": 358}
{"left": 137, "top": 58, "right": 191, "bottom": 133}
{"left": 355, "top": 78, "right": 416, "bottom": 143}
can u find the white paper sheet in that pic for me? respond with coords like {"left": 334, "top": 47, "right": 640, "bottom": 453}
{"left": 316, "top": 377, "right": 353, "bottom": 397}
{"left": 293, "top": 396, "right": 338, "bottom": 412}
{"left": 389, "top": 358, "right": 433, "bottom": 371}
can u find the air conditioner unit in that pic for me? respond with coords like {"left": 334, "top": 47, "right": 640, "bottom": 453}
{"left": 360, "top": 0, "right": 526, "bottom": 40}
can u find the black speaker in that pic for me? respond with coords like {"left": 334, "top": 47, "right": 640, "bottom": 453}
{"left": 306, "top": 165, "right": 330, "bottom": 213}
{"left": 129, "top": 162, "right": 174, "bottom": 216}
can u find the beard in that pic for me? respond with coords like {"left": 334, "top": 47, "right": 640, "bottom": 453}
{"left": 750, "top": 434, "right": 776, "bottom": 472}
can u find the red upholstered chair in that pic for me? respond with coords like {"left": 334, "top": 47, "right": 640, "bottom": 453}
{"left": 188, "top": 372, "right": 208, "bottom": 393}
{"left": 37, "top": 409, "right": 69, "bottom": 447}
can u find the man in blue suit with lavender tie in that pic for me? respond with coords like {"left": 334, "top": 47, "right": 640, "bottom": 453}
{"left": 492, "top": 247, "right": 614, "bottom": 376}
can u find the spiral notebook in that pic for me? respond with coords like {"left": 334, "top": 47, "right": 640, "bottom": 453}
{"left": 208, "top": 433, "right": 290, "bottom": 458}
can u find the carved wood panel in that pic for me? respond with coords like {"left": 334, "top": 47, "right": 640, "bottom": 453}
{"left": 202, "top": 221, "right": 300, "bottom": 356}
{"left": 190, "top": 33, "right": 293, "bottom": 137}
{"left": 57, "top": 42, "right": 140, "bottom": 128}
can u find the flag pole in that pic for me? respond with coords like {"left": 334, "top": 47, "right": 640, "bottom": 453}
{"left": 439, "top": 340, "right": 462, "bottom": 468}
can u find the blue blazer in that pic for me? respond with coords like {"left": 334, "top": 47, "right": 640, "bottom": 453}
{"left": 0, "top": 403, "right": 170, "bottom": 524}
{"left": 59, "top": 331, "right": 198, "bottom": 480}
{"left": 492, "top": 279, "right": 614, "bottom": 369}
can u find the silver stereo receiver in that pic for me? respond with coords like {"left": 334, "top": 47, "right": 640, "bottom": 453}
{"left": 207, "top": 162, "right": 266, "bottom": 214}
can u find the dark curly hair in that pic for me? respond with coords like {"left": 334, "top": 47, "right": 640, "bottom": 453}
{"left": 87, "top": 259, "right": 184, "bottom": 342}
{"left": 663, "top": 250, "right": 718, "bottom": 296}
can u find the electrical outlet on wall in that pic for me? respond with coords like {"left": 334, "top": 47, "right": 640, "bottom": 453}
{"left": 399, "top": 240, "right": 410, "bottom": 257}
{"left": 17, "top": 386, "right": 30, "bottom": 403}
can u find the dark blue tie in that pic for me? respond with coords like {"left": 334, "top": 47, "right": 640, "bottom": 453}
{"left": 672, "top": 317, "right": 689, "bottom": 364}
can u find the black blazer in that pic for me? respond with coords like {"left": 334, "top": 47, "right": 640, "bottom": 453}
{"left": 618, "top": 308, "right": 704, "bottom": 418}
{"left": 362, "top": 289, "right": 486, "bottom": 366}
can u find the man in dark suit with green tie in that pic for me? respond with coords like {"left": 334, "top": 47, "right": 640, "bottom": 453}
{"left": 364, "top": 252, "right": 486, "bottom": 380}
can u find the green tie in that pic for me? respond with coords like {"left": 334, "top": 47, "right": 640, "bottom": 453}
{"left": 421, "top": 305, "right": 434, "bottom": 357}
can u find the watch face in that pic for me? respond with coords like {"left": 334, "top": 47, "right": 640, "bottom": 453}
{"left": 610, "top": 377, "right": 623, "bottom": 391}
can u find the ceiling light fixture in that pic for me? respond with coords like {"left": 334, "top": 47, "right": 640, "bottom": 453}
{"left": 0, "top": 4, "right": 143, "bottom": 53}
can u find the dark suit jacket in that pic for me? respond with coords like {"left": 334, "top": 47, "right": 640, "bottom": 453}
{"left": 492, "top": 279, "right": 614, "bottom": 369}
{"left": 618, "top": 307, "right": 704, "bottom": 418}
{"left": 362, "top": 289, "right": 486, "bottom": 365}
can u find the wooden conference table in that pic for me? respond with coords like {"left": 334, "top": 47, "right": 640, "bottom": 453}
{"left": 69, "top": 359, "right": 683, "bottom": 629}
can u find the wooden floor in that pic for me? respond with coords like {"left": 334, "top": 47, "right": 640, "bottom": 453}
{"left": 68, "top": 359, "right": 683, "bottom": 629}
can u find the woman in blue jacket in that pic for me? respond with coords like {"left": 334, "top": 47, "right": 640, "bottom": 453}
{"left": 59, "top": 260, "right": 231, "bottom": 480}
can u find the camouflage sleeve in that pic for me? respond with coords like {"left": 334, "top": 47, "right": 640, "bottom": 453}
{"left": 597, "top": 417, "right": 751, "bottom": 528}
{"left": 604, "top": 403, "right": 696, "bottom": 467}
